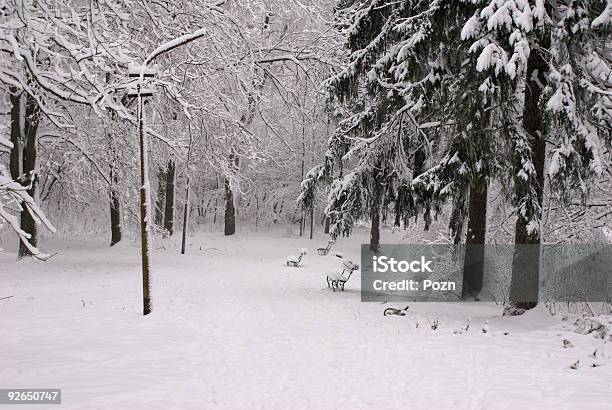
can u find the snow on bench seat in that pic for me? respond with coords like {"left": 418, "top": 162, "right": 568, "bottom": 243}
{"left": 325, "top": 259, "right": 359, "bottom": 292}
{"left": 326, "top": 272, "right": 349, "bottom": 282}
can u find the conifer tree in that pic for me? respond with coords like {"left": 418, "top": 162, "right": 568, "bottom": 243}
{"left": 300, "top": 1, "right": 610, "bottom": 310}
{"left": 462, "top": 0, "right": 610, "bottom": 313}
{"left": 299, "top": 1, "right": 501, "bottom": 298}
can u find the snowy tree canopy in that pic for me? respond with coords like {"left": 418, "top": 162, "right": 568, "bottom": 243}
{"left": 300, "top": 0, "right": 611, "bottom": 243}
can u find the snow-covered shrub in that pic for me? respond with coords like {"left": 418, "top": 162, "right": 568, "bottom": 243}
{"left": 574, "top": 315, "right": 612, "bottom": 341}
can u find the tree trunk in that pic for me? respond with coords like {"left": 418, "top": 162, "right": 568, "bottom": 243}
{"left": 324, "top": 216, "right": 330, "bottom": 234}
{"left": 154, "top": 167, "right": 166, "bottom": 227}
{"left": 109, "top": 194, "right": 122, "bottom": 247}
{"left": 299, "top": 214, "right": 304, "bottom": 236}
{"left": 224, "top": 176, "right": 236, "bottom": 235}
{"left": 213, "top": 176, "right": 219, "bottom": 225}
{"left": 461, "top": 184, "right": 488, "bottom": 299}
{"left": 370, "top": 165, "right": 383, "bottom": 253}
{"left": 309, "top": 207, "right": 314, "bottom": 239}
{"left": 300, "top": 136, "right": 305, "bottom": 237}
{"left": 370, "top": 206, "right": 380, "bottom": 253}
{"left": 181, "top": 177, "right": 190, "bottom": 254}
{"left": 224, "top": 152, "right": 239, "bottom": 236}
{"left": 508, "top": 32, "right": 550, "bottom": 313}
{"left": 9, "top": 88, "right": 22, "bottom": 180}
{"left": 18, "top": 94, "right": 40, "bottom": 258}
{"left": 163, "top": 160, "right": 175, "bottom": 235}
{"left": 109, "top": 163, "right": 122, "bottom": 247}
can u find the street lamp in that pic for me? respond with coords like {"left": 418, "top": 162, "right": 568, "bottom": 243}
{"left": 128, "top": 63, "right": 157, "bottom": 316}
{"left": 123, "top": 28, "right": 208, "bottom": 316}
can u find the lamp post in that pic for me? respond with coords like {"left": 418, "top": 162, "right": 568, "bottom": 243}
{"left": 124, "top": 27, "right": 208, "bottom": 315}
{"left": 128, "top": 65, "right": 156, "bottom": 315}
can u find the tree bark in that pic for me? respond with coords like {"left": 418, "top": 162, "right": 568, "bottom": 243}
{"left": 309, "top": 206, "right": 314, "bottom": 239}
{"left": 18, "top": 94, "right": 40, "bottom": 258}
{"left": 9, "top": 88, "right": 22, "bottom": 180}
{"left": 109, "top": 194, "right": 122, "bottom": 247}
{"left": 224, "top": 153, "right": 239, "bottom": 236}
{"left": 154, "top": 167, "right": 166, "bottom": 227}
{"left": 181, "top": 177, "right": 190, "bottom": 254}
{"left": 508, "top": 33, "right": 550, "bottom": 313}
{"left": 324, "top": 216, "right": 330, "bottom": 234}
{"left": 213, "top": 176, "right": 219, "bottom": 225}
{"left": 370, "top": 206, "right": 380, "bottom": 253}
{"left": 224, "top": 176, "right": 236, "bottom": 235}
{"left": 300, "top": 135, "right": 305, "bottom": 237}
{"left": 104, "top": 73, "right": 122, "bottom": 247}
{"left": 299, "top": 214, "right": 304, "bottom": 236}
{"left": 109, "top": 163, "right": 122, "bottom": 247}
{"left": 163, "top": 160, "right": 175, "bottom": 235}
{"left": 370, "top": 165, "right": 383, "bottom": 252}
{"left": 461, "top": 184, "right": 488, "bottom": 299}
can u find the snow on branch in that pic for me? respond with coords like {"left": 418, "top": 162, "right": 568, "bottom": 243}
{"left": 144, "top": 28, "right": 210, "bottom": 65}
{"left": 0, "top": 169, "right": 56, "bottom": 261}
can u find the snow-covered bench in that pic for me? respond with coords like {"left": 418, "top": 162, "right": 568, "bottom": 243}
{"left": 317, "top": 240, "right": 335, "bottom": 255}
{"left": 326, "top": 260, "right": 359, "bottom": 292}
{"left": 286, "top": 248, "right": 307, "bottom": 267}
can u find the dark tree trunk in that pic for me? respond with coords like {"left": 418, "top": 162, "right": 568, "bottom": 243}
{"left": 324, "top": 216, "right": 330, "bottom": 234}
{"left": 155, "top": 167, "right": 166, "bottom": 227}
{"left": 213, "top": 176, "right": 219, "bottom": 225}
{"left": 508, "top": 32, "right": 550, "bottom": 313}
{"left": 309, "top": 207, "right": 314, "bottom": 239}
{"left": 109, "top": 163, "right": 122, "bottom": 247}
{"left": 110, "top": 194, "right": 122, "bottom": 246}
{"left": 461, "top": 184, "right": 488, "bottom": 299}
{"left": 414, "top": 148, "right": 426, "bottom": 177}
{"left": 9, "top": 88, "right": 22, "bottom": 180}
{"left": 370, "top": 165, "right": 383, "bottom": 253}
{"left": 163, "top": 160, "right": 175, "bottom": 235}
{"left": 299, "top": 215, "right": 304, "bottom": 236}
{"left": 224, "top": 177, "right": 236, "bottom": 235}
{"left": 370, "top": 206, "right": 380, "bottom": 253}
{"left": 203, "top": 195, "right": 212, "bottom": 221}
{"left": 181, "top": 177, "right": 190, "bottom": 254}
{"left": 104, "top": 73, "right": 122, "bottom": 247}
{"left": 224, "top": 153, "right": 239, "bottom": 236}
{"left": 18, "top": 94, "right": 40, "bottom": 258}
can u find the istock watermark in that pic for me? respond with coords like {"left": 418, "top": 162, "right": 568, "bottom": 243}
{"left": 372, "top": 255, "right": 433, "bottom": 273}
{"left": 361, "top": 244, "right": 612, "bottom": 303}
{"left": 371, "top": 255, "right": 455, "bottom": 291}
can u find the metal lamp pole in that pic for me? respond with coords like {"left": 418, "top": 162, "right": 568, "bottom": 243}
{"left": 128, "top": 66, "right": 156, "bottom": 315}
{"left": 120, "top": 28, "right": 211, "bottom": 316}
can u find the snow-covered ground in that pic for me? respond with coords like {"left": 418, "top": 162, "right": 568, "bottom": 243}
{"left": 1, "top": 228, "right": 611, "bottom": 409}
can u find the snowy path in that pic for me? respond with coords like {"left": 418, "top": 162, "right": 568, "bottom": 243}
{"left": 1, "top": 229, "right": 611, "bottom": 409}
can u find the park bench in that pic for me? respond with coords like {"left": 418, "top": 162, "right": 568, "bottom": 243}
{"left": 286, "top": 248, "right": 307, "bottom": 267}
{"left": 317, "top": 240, "right": 335, "bottom": 255}
{"left": 326, "top": 260, "right": 359, "bottom": 292}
